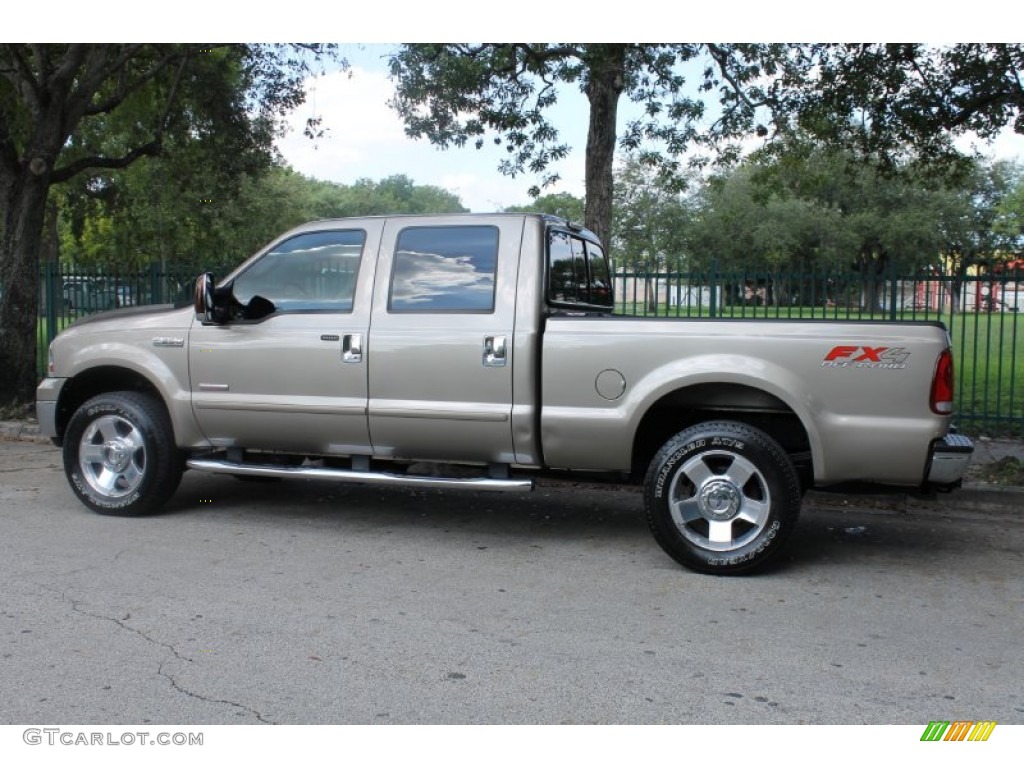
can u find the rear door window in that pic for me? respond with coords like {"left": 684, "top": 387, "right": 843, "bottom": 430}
{"left": 388, "top": 226, "right": 499, "bottom": 312}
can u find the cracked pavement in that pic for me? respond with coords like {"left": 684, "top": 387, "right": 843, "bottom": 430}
{"left": 1, "top": 440, "right": 1023, "bottom": 724}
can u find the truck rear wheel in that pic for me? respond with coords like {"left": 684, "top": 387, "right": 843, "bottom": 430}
{"left": 644, "top": 421, "right": 801, "bottom": 575}
{"left": 63, "top": 392, "right": 183, "bottom": 516}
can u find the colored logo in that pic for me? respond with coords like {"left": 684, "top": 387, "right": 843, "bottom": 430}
{"left": 822, "top": 345, "right": 911, "bottom": 369}
{"left": 920, "top": 721, "right": 997, "bottom": 742}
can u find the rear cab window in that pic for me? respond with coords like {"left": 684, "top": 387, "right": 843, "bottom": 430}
{"left": 547, "top": 228, "right": 613, "bottom": 312}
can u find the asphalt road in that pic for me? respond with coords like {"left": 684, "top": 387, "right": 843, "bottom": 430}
{"left": 1, "top": 440, "right": 1021, "bottom": 725}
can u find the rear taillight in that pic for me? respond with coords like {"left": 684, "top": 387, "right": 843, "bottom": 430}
{"left": 930, "top": 349, "right": 955, "bottom": 414}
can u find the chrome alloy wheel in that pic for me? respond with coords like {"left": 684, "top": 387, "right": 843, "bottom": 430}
{"left": 77, "top": 415, "right": 147, "bottom": 498}
{"left": 667, "top": 450, "right": 771, "bottom": 552}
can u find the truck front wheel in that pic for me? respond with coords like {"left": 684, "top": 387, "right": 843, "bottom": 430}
{"left": 644, "top": 421, "right": 801, "bottom": 575}
{"left": 63, "top": 392, "right": 183, "bottom": 516}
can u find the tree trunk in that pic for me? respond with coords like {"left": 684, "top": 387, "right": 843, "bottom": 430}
{"left": 0, "top": 169, "right": 51, "bottom": 404}
{"left": 41, "top": 198, "right": 60, "bottom": 264}
{"left": 583, "top": 45, "right": 627, "bottom": 249}
{"left": 857, "top": 249, "right": 888, "bottom": 314}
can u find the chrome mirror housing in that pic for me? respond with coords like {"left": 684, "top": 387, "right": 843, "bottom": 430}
{"left": 193, "top": 272, "right": 216, "bottom": 324}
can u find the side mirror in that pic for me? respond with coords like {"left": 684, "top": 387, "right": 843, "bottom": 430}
{"left": 193, "top": 272, "right": 216, "bottom": 324}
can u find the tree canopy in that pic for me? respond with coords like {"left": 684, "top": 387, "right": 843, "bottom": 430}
{"left": 597, "top": 141, "right": 1023, "bottom": 311}
{"left": 388, "top": 44, "right": 786, "bottom": 247}
{"left": 57, "top": 167, "right": 468, "bottom": 271}
{"left": 388, "top": 43, "right": 1024, "bottom": 252}
{"left": 777, "top": 44, "right": 1024, "bottom": 164}
{"left": 0, "top": 43, "right": 337, "bottom": 402}
{"left": 503, "top": 192, "right": 584, "bottom": 223}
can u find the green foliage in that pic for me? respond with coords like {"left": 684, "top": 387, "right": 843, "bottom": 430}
{"left": 388, "top": 44, "right": 781, "bottom": 244}
{"left": 503, "top": 192, "right": 585, "bottom": 223}
{"left": 56, "top": 165, "right": 468, "bottom": 270}
{"left": 992, "top": 162, "right": 1024, "bottom": 251}
{"left": 0, "top": 44, "right": 341, "bottom": 401}
{"left": 611, "top": 155, "right": 695, "bottom": 271}
{"left": 327, "top": 174, "right": 467, "bottom": 217}
{"left": 611, "top": 134, "right": 1021, "bottom": 312}
{"left": 388, "top": 43, "right": 1024, "bottom": 253}
{"left": 695, "top": 142, "right": 1006, "bottom": 277}
{"left": 775, "top": 44, "right": 1024, "bottom": 168}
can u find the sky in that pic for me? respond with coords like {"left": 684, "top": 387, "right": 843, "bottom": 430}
{"left": 273, "top": 42, "right": 1024, "bottom": 213}
{"left": 273, "top": 44, "right": 582, "bottom": 212}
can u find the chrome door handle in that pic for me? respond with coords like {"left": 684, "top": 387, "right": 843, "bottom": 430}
{"left": 342, "top": 333, "right": 363, "bottom": 363}
{"left": 483, "top": 335, "right": 506, "bottom": 367}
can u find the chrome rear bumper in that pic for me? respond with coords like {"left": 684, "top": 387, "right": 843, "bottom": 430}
{"left": 927, "top": 432, "right": 974, "bottom": 487}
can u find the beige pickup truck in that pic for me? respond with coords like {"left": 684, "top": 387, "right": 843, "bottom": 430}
{"left": 36, "top": 213, "right": 973, "bottom": 574}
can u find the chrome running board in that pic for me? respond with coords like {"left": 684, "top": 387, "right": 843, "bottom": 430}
{"left": 186, "top": 458, "right": 534, "bottom": 492}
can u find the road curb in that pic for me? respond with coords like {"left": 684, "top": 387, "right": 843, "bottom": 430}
{"left": 0, "top": 420, "right": 49, "bottom": 444}
{"left": 947, "top": 484, "right": 1024, "bottom": 509}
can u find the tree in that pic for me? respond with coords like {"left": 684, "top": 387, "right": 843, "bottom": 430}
{"left": 933, "top": 160, "right": 1022, "bottom": 310}
{"left": 58, "top": 161, "right": 320, "bottom": 272}
{"left": 388, "top": 44, "right": 783, "bottom": 248}
{"left": 0, "top": 44, "right": 336, "bottom": 403}
{"left": 688, "top": 140, "right": 996, "bottom": 311}
{"left": 389, "top": 43, "right": 1024, "bottom": 255}
{"left": 57, "top": 166, "right": 470, "bottom": 272}
{"left": 327, "top": 174, "right": 467, "bottom": 217}
{"left": 609, "top": 156, "right": 696, "bottom": 313}
{"left": 993, "top": 162, "right": 1024, "bottom": 253}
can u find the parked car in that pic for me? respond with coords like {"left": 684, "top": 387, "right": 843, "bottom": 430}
{"left": 61, "top": 278, "right": 118, "bottom": 312}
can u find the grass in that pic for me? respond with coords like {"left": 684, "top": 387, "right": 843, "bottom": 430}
{"left": 948, "top": 311, "right": 1022, "bottom": 435}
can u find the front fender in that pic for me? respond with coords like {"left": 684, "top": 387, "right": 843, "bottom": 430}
{"left": 56, "top": 336, "right": 204, "bottom": 449}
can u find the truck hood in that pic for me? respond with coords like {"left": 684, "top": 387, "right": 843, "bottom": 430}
{"left": 64, "top": 302, "right": 193, "bottom": 332}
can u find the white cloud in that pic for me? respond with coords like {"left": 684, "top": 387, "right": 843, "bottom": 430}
{"left": 276, "top": 67, "right": 407, "bottom": 179}
{"left": 275, "top": 53, "right": 589, "bottom": 212}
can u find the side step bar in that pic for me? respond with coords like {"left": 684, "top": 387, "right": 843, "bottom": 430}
{"left": 186, "top": 458, "right": 534, "bottom": 492}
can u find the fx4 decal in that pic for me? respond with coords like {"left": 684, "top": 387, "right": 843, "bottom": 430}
{"left": 822, "top": 345, "right": 911, "bottom": 369}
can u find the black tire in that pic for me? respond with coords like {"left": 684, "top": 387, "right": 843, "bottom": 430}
{"left": 644, "top": 420, "right": 801, "bottom": 575}
{"left": 63, "top": 391, "right": 183, "bottom": 516}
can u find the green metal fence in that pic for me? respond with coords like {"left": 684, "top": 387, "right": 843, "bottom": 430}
{"left": 37, "top": 262, "right": 1023, "bottom": 434}
{"left": 36, "top": 261, "right": 200, "bottom": 377}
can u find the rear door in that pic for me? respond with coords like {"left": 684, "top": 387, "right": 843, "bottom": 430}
{"left": 367, "top": 216, "right": 522, "bottom": 464}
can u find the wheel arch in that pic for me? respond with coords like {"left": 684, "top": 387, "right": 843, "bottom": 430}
{"left": 55, "top": 366, "right": 168, "bottom": 444}
{"left": 631, "top": 381, "right": 816, "bottom": 487}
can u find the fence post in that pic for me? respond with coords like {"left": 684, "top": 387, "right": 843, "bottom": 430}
{"left": 149, "top": 262, "right": 161, "bottom": 304}
{"left": 889, "top": 259, "right": 899, "bottom": 321}
{"left": 709, "top": 259, "right": 719, "bottom": 319}
{"left": 43, "top": 261, "right": 59, "bottom": 349}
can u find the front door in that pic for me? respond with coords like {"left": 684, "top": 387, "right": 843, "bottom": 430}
{"left": 189, "top": 222, "right": 382, "bottom": 455}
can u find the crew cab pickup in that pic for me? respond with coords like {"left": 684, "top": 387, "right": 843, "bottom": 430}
{"left": 36, "top": 213, "right": 973, "bottom": 574}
